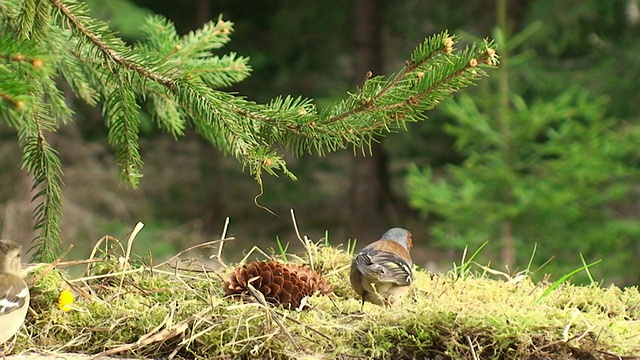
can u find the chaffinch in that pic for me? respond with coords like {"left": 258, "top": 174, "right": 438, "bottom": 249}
{"left": 0, "top": 240, "right": 29, "bottom": 353}
{"left": 350, "top": 227, "right": 413, "bottom": 307}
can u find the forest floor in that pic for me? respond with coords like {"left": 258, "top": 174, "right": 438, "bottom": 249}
{"left": 7, "top": 225, "right": 640, "bottom": 360}
{"left": 7, "top": 355, "right": 134, "bottom": 360}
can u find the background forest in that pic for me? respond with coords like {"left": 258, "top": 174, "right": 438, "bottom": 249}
{"left": 2, "top": 0, "right": 640, "bottom": 285}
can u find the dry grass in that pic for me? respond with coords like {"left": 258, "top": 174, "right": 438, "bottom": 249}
{"left": 7, "top": 222, "right": 640, "bottom": 359}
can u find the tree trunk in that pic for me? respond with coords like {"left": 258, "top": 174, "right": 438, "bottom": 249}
{"left": 500, "top": 219, "right": 515, "bottom": 269}
{"left": 349, "top": 0, "right": 390, "bottom": 241}
{"left": 497, "top": 0, "right": 516, "bottom": 269}
{"left": 194, "top": 0, "right": 212, "bottom": 26}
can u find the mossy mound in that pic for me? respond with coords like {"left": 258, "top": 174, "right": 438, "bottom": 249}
{"left": 11, "top": 234, "right": 640, "bottom": 359}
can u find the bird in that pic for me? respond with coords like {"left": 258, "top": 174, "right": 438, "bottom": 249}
{"left": 0, "top": 240, "right": 29, "bottom": 355}
{"left": 350, "top": 227, "right": 413, "bottom": 307}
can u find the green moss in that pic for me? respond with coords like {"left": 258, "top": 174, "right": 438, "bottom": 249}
{"left": 13, "top": 240, "right": 640, "bottom": 359}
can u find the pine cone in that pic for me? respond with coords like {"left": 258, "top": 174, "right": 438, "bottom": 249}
{"left": 225, "top": 261, "right": 331, "bottom": 309}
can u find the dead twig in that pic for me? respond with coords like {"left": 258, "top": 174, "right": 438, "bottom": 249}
{"left": 465, "top": 335, "right": 479, "bottom": 360}
{"left": 246, "top": 279, "right": 302, "bottom": 352}
{"left": 154, "top": 238, "right": 231, "bottom": 269}
{"left": 92, "top": 308, "right": 208, "bottom": 359}
{"left": 27, "top": 244, "right": 74, "bottom": 285}
{"left": 290, "top": 209, "right": 314, "bottom": 271}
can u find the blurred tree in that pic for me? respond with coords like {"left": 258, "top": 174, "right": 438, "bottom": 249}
{"left": 0, "top": 0, "right": 496, "bottom": 260}
{"left": 349, "top": 0, "right": 390, "bottom": 240}
{"left": 524, "top": 0, "right": 640, "bottom": 120}
{"left": 406, "top": 0, "right": 640, "bottom": 283}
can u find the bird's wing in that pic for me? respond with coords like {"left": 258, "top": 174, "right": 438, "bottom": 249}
{"left": 353, "top": 250, "right": 413, "bottom": 286}
{"left": 0, "top": 274, "right": 29, "bottom": 316}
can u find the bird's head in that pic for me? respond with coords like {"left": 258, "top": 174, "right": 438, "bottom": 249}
{"left": 380, "top": 228, "right": 413, "bottom": 251}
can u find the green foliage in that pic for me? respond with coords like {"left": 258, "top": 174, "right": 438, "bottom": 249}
{"left": 522, "top": 0, "right": 640, "bottom": 120}
{"left": 85, "top": 0, "right": 153, "bottom": 39}
{"left": 534, "top": 258, "right": 602, "bottom": 305}
{"left": 275, "top": 236, "right": 289, "bottom": 261}
{"left": 406, "top": 21, "right": 640, "bottom": 282}
{"left": 22, "top": 136, "right": 64, "bottom": 261}
{"left": 0, "top": 0, "right": 496, "bottom": 261}
{"left": 452, "top": 241, "right": 488, "bottom": 280}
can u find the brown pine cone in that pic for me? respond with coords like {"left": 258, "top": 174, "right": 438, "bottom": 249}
{"left": 225, "top": 261, "right": 331, "bottom": 309}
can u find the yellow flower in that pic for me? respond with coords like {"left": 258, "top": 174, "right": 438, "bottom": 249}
{"left": 57, "top": 289, "right": 74, "bottom": 312}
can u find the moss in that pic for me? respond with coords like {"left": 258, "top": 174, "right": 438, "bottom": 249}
{"left": 12, "top": 237, "right": 640, "bottom": 359}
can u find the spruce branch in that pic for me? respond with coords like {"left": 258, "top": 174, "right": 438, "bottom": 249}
{"left": 21, "top": 106, "right": 64, "bottom": 262}
{"left": 47, "top": 0, "right": 497, "bottom": 178}
{"left": 17, "top": 0, "right": 51, "bottom": 42}
{"left": 0, "top": 89, "right": 24, "bottom": 108}
{"left": 104, "top": 81, "right": 144, "bottom": 187}
{"left": 49, "top": 30, "right": 100, "bottom": 105}
{"left": 322, "top": 36, "right": 451, "bottom": 126}
{"left": 48, "top": 0, "right": 175, "bottom": 88}
{"left": 1, "top": 0, "right": 498, "bottom": 260}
